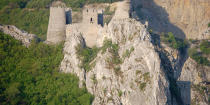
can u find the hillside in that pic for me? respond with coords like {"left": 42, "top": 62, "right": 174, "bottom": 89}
{"left": 0, "top": 0, "right": 209, "bottom": 105}
{"left": 0, "top": 31, "right": 95, "bottom": 105}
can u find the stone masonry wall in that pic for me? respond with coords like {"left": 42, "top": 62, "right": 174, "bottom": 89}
{"left": 47, "top": 7, "right": 66, "bottom": 44}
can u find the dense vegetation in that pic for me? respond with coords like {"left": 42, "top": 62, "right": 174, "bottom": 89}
{"left": 0, "top": 32, "right": 94, "bottom": 105}
{"left": 0, "top": 7, "right": 49, "bottom": 40}
{"left": 0, "top": 0, "right": 50, "bottom": 40}
{"left": 0, "top": 0, "right": 121, "bottom": 9}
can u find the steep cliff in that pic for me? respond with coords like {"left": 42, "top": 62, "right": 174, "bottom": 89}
{"left": 59, "top": 0, "right": 210, "bottom": 104}
{"left": 60, "top": 18, "right": 172, "bottom": 105}
{"left": 131, "top": 0, "right": 210, "bottom": 39}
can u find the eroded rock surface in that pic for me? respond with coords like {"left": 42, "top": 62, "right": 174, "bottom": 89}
{"left": 60, "top": 17, "right": 172, "bottom": 105}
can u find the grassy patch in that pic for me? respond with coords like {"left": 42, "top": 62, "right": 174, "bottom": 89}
{"left": 103, "top": 6, "right": 115, "bottom": 25}
{"left": 122, "top": 46, "right": 134, "bottom": 59}
{"left": 200, "top": 40, "right": 210, "bottom": 55}
{"left": 160, "top": 32, "right": 188, "bottom": 52}
{"left": 136, "top": 70, "right": 142, "bottom": 75}
{"left": 76, "top": 45, "right": 100, "bottom": 72}
{"left": 118, "top": 90, "right": 123, "bottom": 97}
{"left": 188, "top": 48, "right": 210, "bottom": 66}
{"left": 102, "top": 39, "right": 124, "bottom": 76}
{"left": 135, "top": 72, "right": 151, "bottom": 91}
{"left": 91, "top": 74, "right": 97, "bottom": 84}
{"left": 139, "top": 82, "right": 146, "bottom": 91}
{"left": 143, "top": 72, "right": 150, "bottom": 82}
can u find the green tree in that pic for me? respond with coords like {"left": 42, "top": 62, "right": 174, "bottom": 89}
{"left": 0, "top": 32, "right": 94, "bottom": 105}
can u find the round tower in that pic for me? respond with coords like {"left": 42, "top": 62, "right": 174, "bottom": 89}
{"left": 47, "top": 7, "right": 66, "bottom": 44}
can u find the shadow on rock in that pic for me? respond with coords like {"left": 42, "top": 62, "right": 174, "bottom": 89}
{"left": 130, "top": 0, "right": 186, "bottom": 39}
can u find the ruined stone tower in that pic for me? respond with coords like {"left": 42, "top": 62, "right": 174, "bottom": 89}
{"left": 82, "top": 6, "right": 104, "bottom": 26}
{"left": 47, "top": 7, "right": 66, "bottom": 43}
{"left": 47, "top": 1, "right": 104, "bottom": 46}
{"left": 46, "top": 1, "right": 72, "bottom": 44}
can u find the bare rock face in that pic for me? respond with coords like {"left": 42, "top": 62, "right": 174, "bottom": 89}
{"left": 0, "top": 25, "right": 37, "bottom": 47}
{"left": 60, "top": 24, "right": 86, "bottom": 87}
{"left": 131, "top": 0, "right": 210, "bottom": 39}
{"left": 60, "top": 18, "right": 172, "bottom": 105}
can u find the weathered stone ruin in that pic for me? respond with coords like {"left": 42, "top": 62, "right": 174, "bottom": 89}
{"left": 46, "top": 2, "right": 104, "bottom": 46}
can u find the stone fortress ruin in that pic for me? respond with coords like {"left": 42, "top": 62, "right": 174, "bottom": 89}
{"left": 47, "top": 1, "right": 105, "bottom": 47}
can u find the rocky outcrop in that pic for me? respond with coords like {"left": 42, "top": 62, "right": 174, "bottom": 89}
{"left": 60, "top": 1, "right": 174, "bottom": 104}
{"left": 60, "top": 24, "right": 86, "bottom": 87}
{"left": 60, "top": 17, "right": 172, "bottom": 105}
{"left": 131, "top": 0, "right": 210, "bottom": 39}
{"left": 60, "top": 0, "right": 210, "bottom": 104}
{"left": 0, "top": 25, "right": 37, "bottom": 46}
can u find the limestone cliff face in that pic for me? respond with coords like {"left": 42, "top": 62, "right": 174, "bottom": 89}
{"left": 60, "top": 18, "right": 172, "bottom": 105}
{"left": 132, "top": 0, "right": 210, "bottom": 39}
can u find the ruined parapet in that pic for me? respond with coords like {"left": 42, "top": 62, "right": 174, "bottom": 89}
{"left": 46, "top": 7, "right": 66, "bottom": 44}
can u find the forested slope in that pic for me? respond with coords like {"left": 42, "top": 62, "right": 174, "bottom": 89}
{"left": 0, "top": 32, "right": 94, "bottom": 105}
